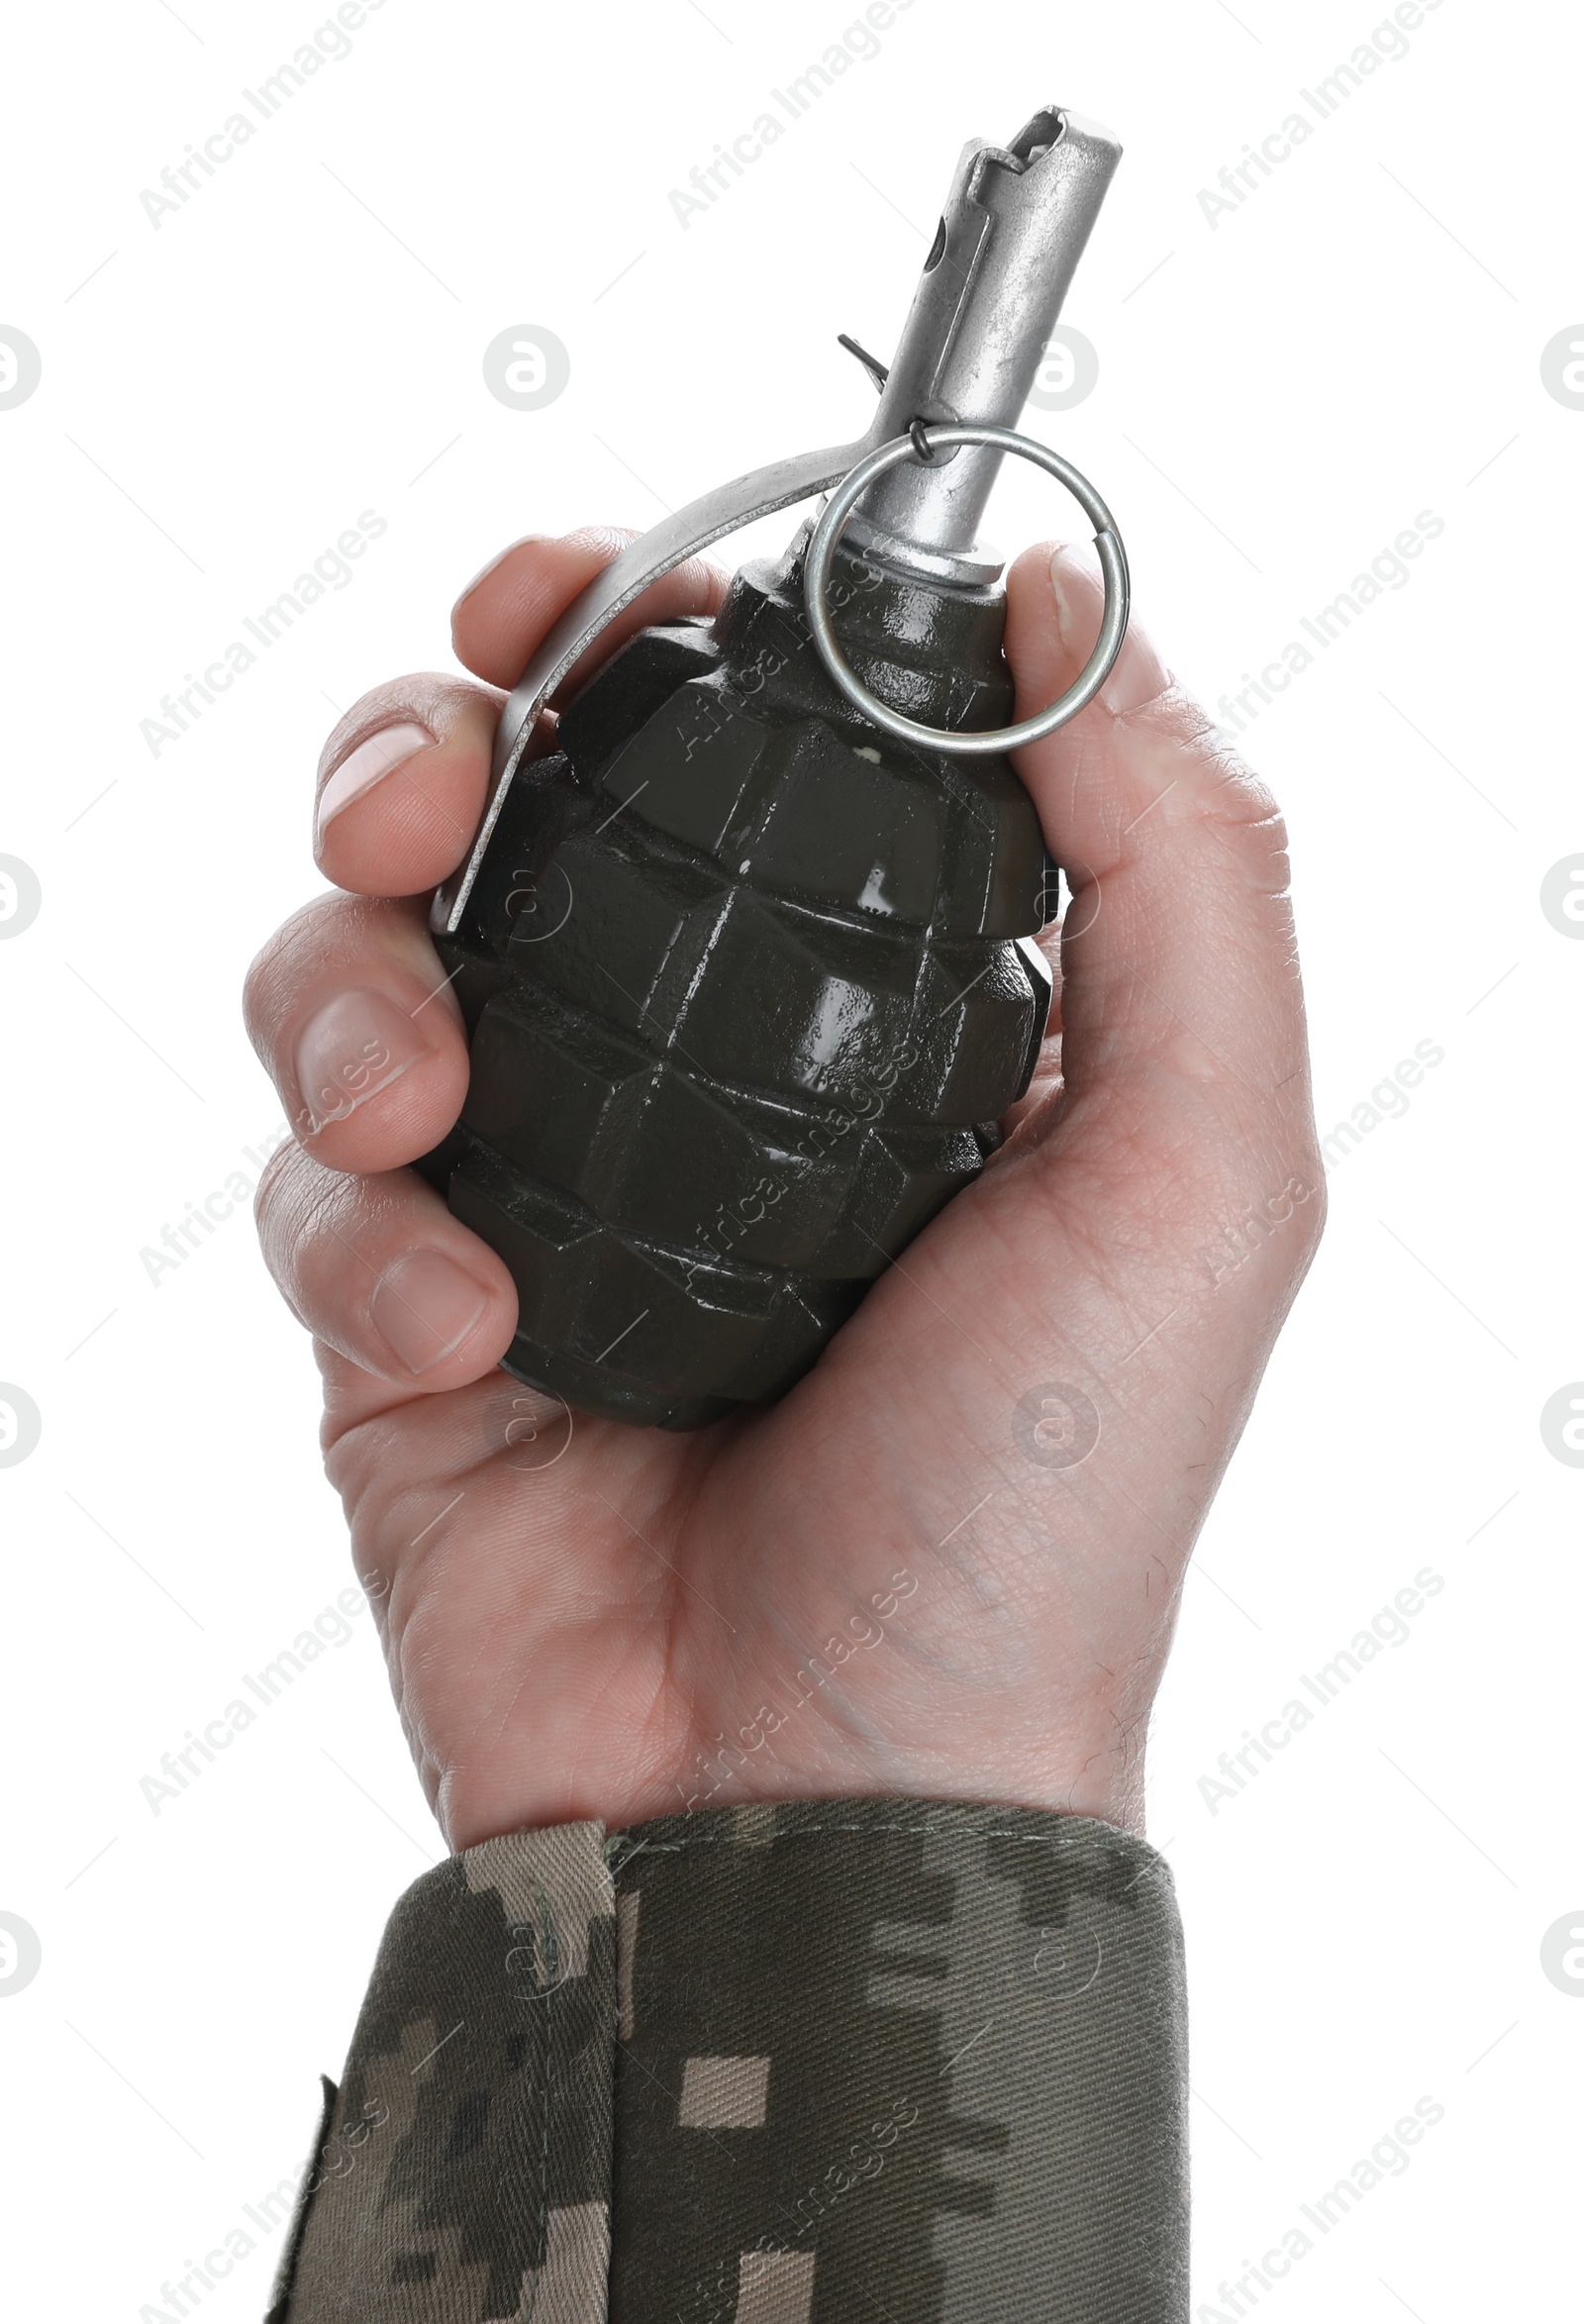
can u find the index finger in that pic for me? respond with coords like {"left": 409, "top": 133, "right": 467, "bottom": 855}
{"left": 449, "top": 525, "right": 728, "bottom": 693}
{"left": 314, "top": 532, "right": 728, "bottom": 898}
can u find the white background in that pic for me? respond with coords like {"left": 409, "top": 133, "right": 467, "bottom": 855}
{"left": 1, "top": 0, "right": 1576, "bottom": 2315}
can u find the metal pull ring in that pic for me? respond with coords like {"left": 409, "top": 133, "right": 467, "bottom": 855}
{"left": 803, "top": 423, "right": 1131, "bottom": 758}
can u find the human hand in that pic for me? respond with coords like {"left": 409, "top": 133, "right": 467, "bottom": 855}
{"left": 244, "top": 527, "right": 1324, "bottom": 1850}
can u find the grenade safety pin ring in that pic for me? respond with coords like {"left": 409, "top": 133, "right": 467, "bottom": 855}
{"left": 804, "top": 423, "right": 1131, "bottom": 757}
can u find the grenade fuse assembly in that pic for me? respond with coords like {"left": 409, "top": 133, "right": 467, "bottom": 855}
{"left": 423, "top": 107, "right": 1130, "bottom": 1429}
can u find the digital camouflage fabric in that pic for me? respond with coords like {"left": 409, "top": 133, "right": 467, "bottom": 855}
{"left": 268, "top": 1800, "right": 1187, "bottom": 2322}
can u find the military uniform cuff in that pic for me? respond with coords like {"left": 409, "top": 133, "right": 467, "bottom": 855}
{"left": 269, "top": 1798, "right": 1187, "bottom": 2322}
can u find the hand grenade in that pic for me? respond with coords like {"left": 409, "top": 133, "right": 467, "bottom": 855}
{"left": 422, "top": 108, "right": 1130, "bottom": 1429}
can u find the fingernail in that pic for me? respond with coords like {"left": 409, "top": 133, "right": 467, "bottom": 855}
{"left": 1050, "top": 546, "right": 1169, "bottom": 718}
{"left": 317, "top": 721, "right": 434, "bottom": 838}
{"left": 370, "top": 1250, "right": 490, "bottom": 1375}
{"left": 293, "top": 988, "right": 426, "bottom": 1137}
{"left": 1048, "top": 544, "right": 1098, "bottom": 654}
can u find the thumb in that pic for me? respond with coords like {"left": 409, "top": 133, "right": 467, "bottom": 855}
{"left": 1001, "top": 539, "right": 1322, "bottom": 1209}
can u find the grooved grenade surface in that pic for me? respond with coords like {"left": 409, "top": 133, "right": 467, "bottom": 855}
{"left": 423, "top": 540, "right": 1054, "bottom": 1429}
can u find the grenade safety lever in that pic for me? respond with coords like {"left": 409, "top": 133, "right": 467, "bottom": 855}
{"left": 425, "top": 105, "right": 1128, "bottom": 1430}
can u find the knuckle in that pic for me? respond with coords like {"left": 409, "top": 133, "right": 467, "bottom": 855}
{"left": 1097, "top": 695, "right": 1293, "bottom": 886}
{"left": 241, "top": 940, "right": 275, "bottom": 1049}
{"left": 252, "top": 1135, "right": 307, "bottom": 1250}
{"left": 253, "top": 1148, "right": 359, "bottom": 1318}
{"left": 241, "top": 896, "right": 344, "bottom": 1051}
{"left": 1185, "top": 712, "right": 1288, "bottom": 852}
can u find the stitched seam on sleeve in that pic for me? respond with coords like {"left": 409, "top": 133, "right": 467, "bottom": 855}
{"left": 607, "top": 1821, "right": 1173, "bottom": 1887}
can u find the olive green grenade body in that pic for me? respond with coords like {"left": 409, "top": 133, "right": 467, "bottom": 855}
{"left": 420, "top": 535, "right": 1052, "bottom": 1428}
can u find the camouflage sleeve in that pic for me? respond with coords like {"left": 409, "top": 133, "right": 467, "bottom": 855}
{"left": 267, "top": 1798, "right": 1187, "bottom": 2322}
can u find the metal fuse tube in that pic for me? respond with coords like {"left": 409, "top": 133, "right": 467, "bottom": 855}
{"left": 846, "top": 105, "right": 1122, "bottom": 581}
